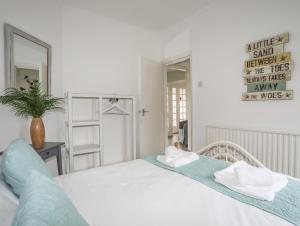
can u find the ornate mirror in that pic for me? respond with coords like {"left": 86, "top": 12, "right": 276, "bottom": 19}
{"left": 4, "top": 24, "right": 52, "bottom": 95}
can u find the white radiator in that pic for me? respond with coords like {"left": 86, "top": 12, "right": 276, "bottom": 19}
{"left": 206, "top": 125, "right": 300, "bottom": 178}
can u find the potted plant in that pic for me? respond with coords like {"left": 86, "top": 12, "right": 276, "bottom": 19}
{"left": 0, "top": 80, "right": 63, "bottom": 149}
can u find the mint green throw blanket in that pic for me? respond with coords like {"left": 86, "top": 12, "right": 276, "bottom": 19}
{"left": 144, "top": 155, "right": 300, "bottom": 225}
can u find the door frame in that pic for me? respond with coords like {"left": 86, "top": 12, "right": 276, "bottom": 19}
{"left": 163, "top": 54, "right": 193, "bottom": 150}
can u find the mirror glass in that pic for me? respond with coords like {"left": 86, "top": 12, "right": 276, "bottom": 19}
{"left": 5, "top": 24, "right": 51, "bottom": 95}
{"left": 13, "top": 34, "right": 49, "bottom": 94}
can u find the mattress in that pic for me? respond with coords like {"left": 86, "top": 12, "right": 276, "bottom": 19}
{"left": 54, "top": 159, "right": 293, "bottom": 226}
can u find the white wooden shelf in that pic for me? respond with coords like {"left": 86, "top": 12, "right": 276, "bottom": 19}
{"left": 65, "top": 92, "right": 102, "bottom": 172}
{"left": 69, "top": 93, "right": 101, "bottom": 98}
{"left": 67, "top": 120, "right": 101, "bottom": 127}
{"left": 73, "top": 144, "right": 100, "bottom": 155}
{"left": 65, "top": 92, "right": 136, "bottom": 173}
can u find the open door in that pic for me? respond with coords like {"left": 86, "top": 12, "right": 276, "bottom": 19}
{"left": 139, "top": 57, "right": 164, "bottom": 157}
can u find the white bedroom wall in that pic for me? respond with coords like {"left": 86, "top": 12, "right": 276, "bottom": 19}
{"left": 0, "top": 0, "right": 64, "bottom": 152}
{"left": 163, "top": 29, "right": 191, "bottom": 61}
{"left": 62, "top": 4, "right": 161, "bottom": 94}
{"left": 61, "top": 4, "right": 162, "bottom": 168}
{"left": 162, "top": 0, "right": 300, "bottom": 150}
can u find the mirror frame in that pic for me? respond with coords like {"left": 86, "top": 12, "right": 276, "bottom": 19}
{"left": 4, "top": 23, "right": 52, "bottom": 95}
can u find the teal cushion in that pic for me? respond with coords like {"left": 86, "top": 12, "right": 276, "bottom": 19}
{"left": 1, "top": 139, "right": 52, "bottom": 196}
{"left": 12, "top": 170, "right": 89, "bottom": 226}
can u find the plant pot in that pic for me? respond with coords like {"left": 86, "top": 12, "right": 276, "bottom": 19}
{"left": 30, "top": 117, "right": 45, "bottom": 149}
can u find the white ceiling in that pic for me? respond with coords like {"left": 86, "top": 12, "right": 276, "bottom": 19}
{"left": 63, "top": 0, "right": 212, "bottom": 31}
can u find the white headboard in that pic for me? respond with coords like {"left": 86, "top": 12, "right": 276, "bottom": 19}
{"left": 196, "top": 140, "right": 264, "bottom": 167}
{"left": 205, "top": 125, "right": 300, "bottom": 178}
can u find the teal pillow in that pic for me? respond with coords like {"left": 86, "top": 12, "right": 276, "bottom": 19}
{"left": 1, "top": 139, "right": 52, "bottom": 196}
{"left": 12, "top": 170, "right": 89, "bottom": 226}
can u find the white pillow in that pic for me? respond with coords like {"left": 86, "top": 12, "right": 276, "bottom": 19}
{"left": 0, "top": 153, "right": 19, "bottom": 226}
{"left": 0, "top": 153, "right": 3, "bottom": 180}
{"left": 0, "top": 180, "right": 19, "bottom": 204}
{"left": 0, "top": 180, "right": 18, "bottom": 226}
{"left": 0, "top": 153, "right": 19, "bottom": 205}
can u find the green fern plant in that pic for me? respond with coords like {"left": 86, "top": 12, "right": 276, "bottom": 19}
{"left": 0, "top": 81, "right": 63, "bottom": 119}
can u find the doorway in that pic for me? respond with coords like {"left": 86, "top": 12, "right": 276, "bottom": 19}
{"left": 165, "top": 59, "right": 191, "bottom": 150}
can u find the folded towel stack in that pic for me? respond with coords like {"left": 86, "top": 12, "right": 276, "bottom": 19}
{"left": 214, "top": 161, "right": 288, "bottom": 201}
{"left": 156, "top": 146, "right": 199, "bottom": 168}
{"left": 165, "top": 146, "right": 182, "bottom": 162}
{"left": 235, "top": 166, "right": 273, "bottom": 186}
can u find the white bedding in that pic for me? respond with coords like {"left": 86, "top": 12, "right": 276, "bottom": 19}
{"left": 54, "top": 159, "right": 293, "bottom": 226}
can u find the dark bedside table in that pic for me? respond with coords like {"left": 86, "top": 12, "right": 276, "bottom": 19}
{"left": 34, "top": 142, "right": 65, "bottom": 175}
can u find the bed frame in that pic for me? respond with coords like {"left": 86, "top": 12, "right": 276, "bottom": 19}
{"left": 196, "top": 140, "right": 265, "bottom": 167}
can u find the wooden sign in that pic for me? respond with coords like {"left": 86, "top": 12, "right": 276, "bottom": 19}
{"left": 244, "top": 62, "right": 293, "bottom": 76}
{"left": 242, "top": 90, "right": 293, "bottom": 101}
{"left": 247, "top": 81, "right": 286, "bottom": 93}
{"left": 244, "top": 52, "right": 291, "bottom": 69}
{"left": 242, "top": 32, "right": 293, "bottom": 101}
{"left": 243, "top": 72, "right": 291, "bottom": 84}
{"left": 246, "top": 33, "right": 289, "bottom": 53}
{"left": 249, "top": 44, "right": 283, "bottom": 59}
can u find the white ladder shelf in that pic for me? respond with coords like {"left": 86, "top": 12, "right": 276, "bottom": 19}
{"left": 65, "top": 93, "right": 102, "bottom": 172}
{"left": 65, "top": 92, "right": 136, "bottom": 173}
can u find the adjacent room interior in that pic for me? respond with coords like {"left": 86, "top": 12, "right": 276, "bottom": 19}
{"left": 166, "top": 59, "right": 191, "bottom": 149}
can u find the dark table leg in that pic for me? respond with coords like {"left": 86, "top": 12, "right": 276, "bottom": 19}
{"left": 57, "top": 147, "right": 63, "bottom": 175}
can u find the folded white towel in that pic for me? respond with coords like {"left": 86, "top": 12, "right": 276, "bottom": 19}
{"left": 157, "top": 150, "right": 199, "bottom": 168}
{"left": 214, "top": 161, "right": 288, "bottom": 201}
{"left": 165, "top": 146, "right": 181, "bottom": 162}
{"left": 214, "top": 161, "right": 248, "bottom": 182}
{"left": 234, "top": 166, "right": 273, "bottom": 186}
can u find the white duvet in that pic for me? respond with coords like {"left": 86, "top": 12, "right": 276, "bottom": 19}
{"left": 54, "top": 159, "right": 292, "bottom": 226}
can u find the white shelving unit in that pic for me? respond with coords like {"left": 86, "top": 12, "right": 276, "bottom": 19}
{"left": 65, "top": 93, "right": 102, "bottom": 172}
{"left": 65, "top": 92, "right": 136, "bottom": 172}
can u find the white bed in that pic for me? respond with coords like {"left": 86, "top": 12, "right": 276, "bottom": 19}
{"left": 54, "top": 159, "right": 292, "bottom": 226}
{"left": 2, "top": 140, "right": 295, "bottom": 226}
